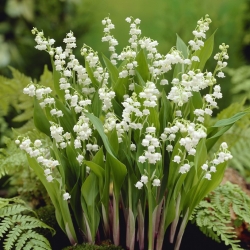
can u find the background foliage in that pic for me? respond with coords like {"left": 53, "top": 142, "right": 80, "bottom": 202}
{"left": 0, "top": 0, "right": 248, "bottom": 76}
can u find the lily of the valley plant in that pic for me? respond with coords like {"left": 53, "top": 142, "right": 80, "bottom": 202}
{"left": 16, "top": 15, "right": 246, "bottom": 250}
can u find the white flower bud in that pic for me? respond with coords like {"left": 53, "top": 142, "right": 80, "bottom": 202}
{"left": 135, "top": 181, "right": 143, "bottom": 189}
{"left": 152, "top": 179, "right": 160, "bottom": 187}
{"left": 141, "top": 175, "right": 148, "bottom": 184}
{"left": 63, "top": 192, "right": 71, "bottom": 200}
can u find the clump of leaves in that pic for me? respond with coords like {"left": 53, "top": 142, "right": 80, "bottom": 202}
{"left": 192, "top": 182, "right": 250, "bottom": 250}
{"left": 0, "top": 197, "right": 55, "bottom": 250}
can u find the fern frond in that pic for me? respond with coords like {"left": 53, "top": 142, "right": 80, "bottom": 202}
{"left": 0, "top": 197, "right": 54, "bottom": 250}
{"left": 0, "top": 218, "right": 13, "bottom": 237}
{"left": 15, "top": 230, "right": 51, "bottom": 250}
{"left": 0, "top": 137, "right": 27, "bottom": 179}
{"left": 192, "top": 181, "right": 250, "bottom": 250}
{"left": 0, "top": 204, "right": 33, "bottom": 217}
{"left": 4, "top": 227, "right": 23, "bottom": 250}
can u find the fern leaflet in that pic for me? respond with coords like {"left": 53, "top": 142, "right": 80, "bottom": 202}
{"left": 0, "top": 197, "right": 55, "bottom": 250}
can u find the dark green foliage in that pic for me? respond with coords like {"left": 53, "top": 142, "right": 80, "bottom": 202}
{"left": 0, "top": 66, "right": 53, "bottom": 124}
{"left": 0, "top": 0, "right": 93, "bottom": 78}
{"left": 0, "top": 197, "right": 55, "bottom": 250}
{"left": 192, "top": 182, "right": 250, "bottom": 250}
{"left": 0, "top": 136, "right": 27, "bottom": 179}
{"left": 225, "top": 66, "right": 250, "bottom": 103}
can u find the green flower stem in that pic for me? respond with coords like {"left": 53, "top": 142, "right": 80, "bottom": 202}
{"left": 170, "top": 193, "right": 181, "bottom": 243}
{"left": 174, "top": 208, "right": 189, "bottom": 250}
{"left": 147, "top": 181, "right": 154, "bottom": 250}
{"left": 155, "top": 198, "right": 166, "bottom": 250}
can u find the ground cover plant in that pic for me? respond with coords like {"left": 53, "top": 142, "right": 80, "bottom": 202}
{"left": 12, "top": 15, "right": 250, "bottom": 250}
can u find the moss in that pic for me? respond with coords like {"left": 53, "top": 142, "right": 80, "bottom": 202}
{"left": 36, "top": 205, "right": 57, "bottom": 229}
{"left": 62, "top": 241, "right": 124, "bottom": 250}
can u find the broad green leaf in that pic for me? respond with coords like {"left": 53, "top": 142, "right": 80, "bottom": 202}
{"left": 101, "top": 160, "right": 111, "bottom": 224}
{"left": 176, "top": 34, "right": 189, "bottom": 59}
{"left": 70, "top": 179, "right": 84, "bottom": 230}
{"left": 66, "top": 142, "right": 80, "bottom": 178}
{"left": 206, "top": 110, "right": 250, "bottom": 151}
{"left": 207, "top": 112, "right": 248, "bottom": 148}
{"left": 148, "top": 107, "right": 160, "bottom": 132}
{"left": 194, "top": 138, "right": 207, "bottom": 177}
{"left": 84, "top": 112, "right": 115, "bottom": 157}
{"left": 122, "top": 150, "right": 140, "bottom": 212}
{"left": 106, "top": 152, "right": 127, "bottom": 201}
{"left": 191, "top": 91, "right": 203, "bottom": 110}
{"left": 92, "top": 147, "right": 105, "bottom": 168}
{"left": 114, "top": 76, "right": 129, "bottom": 103}
{"left": 173, "top": 34, "right": 189, "bottom": 78}
{"left": 135, "top": 70, "right": 146, "bottom": 87}
{"left": 55, "top": 98, "right": 75, "bottom": 134}
{"left": 84, "top": 160, "right": 105, "bottom": 191}
{"left": 81, "top": 173, "right": 99, "bottom": 206}
{"left": 191, "top": 30, "right": 216, "bottom": 71}
{"left": 52, "top": 140, "right": 66, "bottom": 184}
{"left": 81, "top": 173, "right": 100, "bottom": 240}
{"left": 135, "top": 49, "right": 150, "bottom": 82}
{"left": 183, "top": 163, "right": 197, "bottom": 192}
{"left": 212, "top": 110, "right": 250, "bottom": 127}
{"left": 172, "top": 174, "right": 187, "bottom": 200}
{"left": 164, "top": 196, "right": 176, "bottom": 230}
{"left": 136, "top": 140, "right": 147, "bottom": 175}
{"left": 159, "top": 90, "right": 172, "bottom": 133}
{"left": 33, "top": 98, "right": 50, "bottom": 136}
{"left": 111, "top": 98, "right": 123, "bottom": 119}
{"left": 206, "top": 125, "right": 231, "bottom": 151}
{"left": 137, "top": 200, "right": 144, "bottom": 249}
{"left": 167, "top": 141, "right": 181, "bottom": 189}
{"left": 51, "top": 58, "right": 64, "bottom": 101}
{"left": 108, "top": 129, "right": 119, "bottom": 156}
{"left": 91, "top": 91, "right": 102, "bottom": 117}
{"left": 85, "top": 60, "right": 99, "bottom": 89}
{"left": 126, "top": 208, "right": 135, "bottom": 250}
{"left": 134, "top": 82, "right": 144, "bottom": 96}
{"left": 102, "top": 53, "right": 119, "bottom": 84}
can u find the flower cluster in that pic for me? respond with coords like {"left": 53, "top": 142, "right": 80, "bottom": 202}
{"left": 138, "top": 126, "right": 161, "bottom": 165}
{"left": 162, "top": 119, "right": 207, "bottom": 156}
{"left": 188, "top": 14, "right": 211, "bottom": 51}
{"left": 101, "top": 17, "right": 119, "bottom": 65}
{"left": 167, "top": 70, "right": 217, "bottom": 108}
{"left": 135, "top": 174, "right": 161, "bottom": 189}
{"left": 139, "top": 81, "right": 159, "bottom": 108}
{"left": 31, "top": 27, "right": 55, "bottom": 53}
{"left": 202, "top": 142, "right": 232, "bottom": 180}
{"left": 15, "top": 138, "right": 59, "bottom": 183}
{"left": 73, "top": 115, "right": 93, "bottom": 148}
{"left": 214, "top": 43, "right": 229, "bottom": 78}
